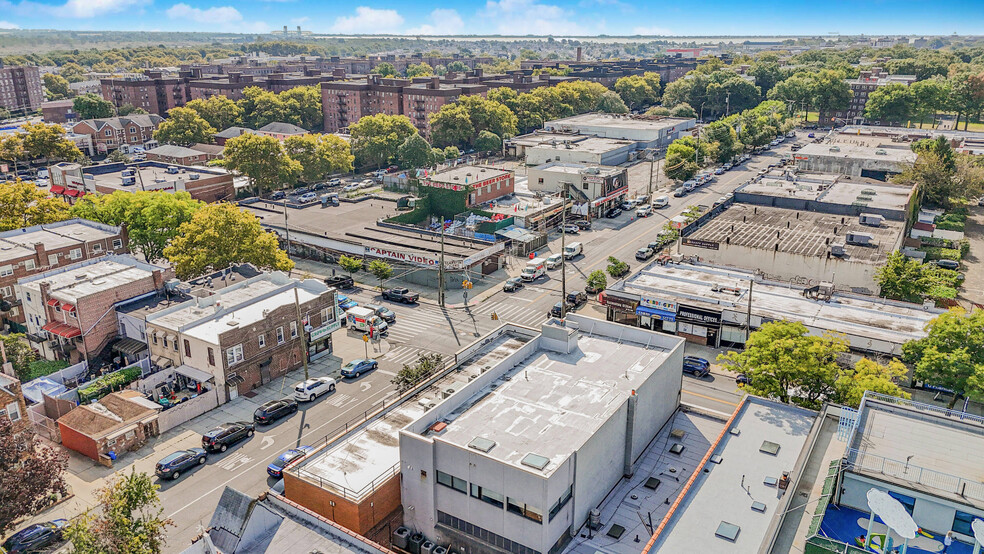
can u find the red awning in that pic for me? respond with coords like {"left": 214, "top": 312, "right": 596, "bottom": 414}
{"left": 46, "top": 298, "right": 61, "bottom": 307}
{"left": 63, "top": 189, "right": 81, "bottom": 197}
{"left": 61, "top": 303, "right": 75, "bottom": 312}
{"left": 49, "top": 185, "right": 65, "bottom": 194}
{"left": 41, "top": 321, "right": 81, "bottom": 338}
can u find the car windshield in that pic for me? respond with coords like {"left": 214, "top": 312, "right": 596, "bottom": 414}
{"left": 342, "top": 361, "right": 357, "bottom": 370}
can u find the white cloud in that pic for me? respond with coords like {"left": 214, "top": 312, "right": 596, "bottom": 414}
{"left": 0, "top": 20, "right": 18, "bottom": 28}
{"left": 632, "top": 25, "right": 671, "bottom": 36}
{"left": 330, "top": 6, "right": 404, "bottom": 34}
{"left": 59, "top": 0, "right": 145, "bottom": 17}
{"left": 166, "top": 3, "right": 269, "bottom": 32}
{"left": 405, "top": 9, "right": 463, "bottom": 35}
{"left": 480, "top": 0, "right": 585, "bottom": 35}
{"left": 291, "top": 16, "right": 309, "bottom": 25}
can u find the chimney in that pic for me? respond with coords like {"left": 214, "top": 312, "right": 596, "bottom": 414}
{"left": 32, "top": 242, "right": 46, "bottom": 268}
{"left": 152, "top": 269, "right": 165, "bottom": 292}
{"left": 229, "top": 71, "right": 241, "bottom": 84}
{"left": 430, "top": 76, "right": 440, "bottom": 90}
{"left": 333, "top": 68, "right": 346, "bottom": 78}
{"left": 576, "top": 46, "right": 583, "bottom": 62}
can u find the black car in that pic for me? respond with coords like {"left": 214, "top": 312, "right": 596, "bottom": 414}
{"left": 605, "top": 207, "right": 623, "bottom": 218}
{"left": 2, "top": 520, "right": 67, "bottom": 553}
{"left": 202, "top": 421, "right": 255, "bottom": 452}
{"left": 253, "top": 398, "right": 298, "bottom": 424}
{"left": 155, "top": 448, "right": 208, "bottom": 480}
{"left": 503, "top": 277, "right": 524, "bottom": 292}
{"left": 325, "top": 275, "right": 355, "bottom": 289}
{"left": 566, "top": 291, "right": 587, "bottom": 308}
{"left": 270, "top": 191, "right": 286, "bottom": 200}
{"left": 312, "top": 182, "right": 328, "bottom": 191}
{"left": 574, "top": 220, "right": 592, "bottom": 230}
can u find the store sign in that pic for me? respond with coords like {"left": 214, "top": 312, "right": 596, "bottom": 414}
{"left": 641, "top": 296, "right": 677, "bottom": 312}
{"left": 591, "top": 185, "right": 629, "bottom": 207}
{"left": 366, "top": 246, "right": 439, "bottom": 267}
{"left": 604, "top": 293, "right": 639, "bottom": 312}
{"left": 309, "top": 319, "right": 341, "bottom": 341}
{"left": 677, "top": 306, "right": 722, "bottom": 326}
{"left": 681, "top": 238, "right": 719, "bottom": 250}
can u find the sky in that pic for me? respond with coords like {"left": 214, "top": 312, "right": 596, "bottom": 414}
{"left": 0, "top": 0, "right": 981, "bottom": 36}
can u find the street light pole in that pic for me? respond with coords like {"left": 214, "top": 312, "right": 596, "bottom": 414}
{"left": 438, "top": 220, "right": 446, "bottom": 307}
{"left": 560, "top": 182, "right": 569, "bottom": 319}
{"left": 293, "top": 285, "right": 309, "bottom": 381}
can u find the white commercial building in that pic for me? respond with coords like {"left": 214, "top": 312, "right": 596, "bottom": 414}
{"left": 399, "top": 314, "right": 685, "bottom": 554}
{"left": 524, "top": 135, "right": 638, "bottom": 166}
{"left": 794, "top": 143, "right": 916, "bottom": 180}
{"left": 527, "top": 162, "right": 629, "bottom": 217}
{"left": 543, "top": 113, "right": 695, "bottom": 149}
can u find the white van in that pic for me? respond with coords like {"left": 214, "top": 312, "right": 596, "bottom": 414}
{"left": 521, "top": 257, "right": 546, "bottom": 281}
{"left": 546, "top": 253, "right": 564, "bottom": 269}
{"left": 563, "top": 242, "right": 582, "bottom": 259}
{"left": 345, "top": 307, "right": 388, "bottom": 335}
{"left": 652, "top": 196, "right": 669, "bottom": 209}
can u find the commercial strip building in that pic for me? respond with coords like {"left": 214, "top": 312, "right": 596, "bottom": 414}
{"left": 603, "top": 264, "right": 942, "bottom": 355}
{"left": 48, "top": 161, "right": 235, "bottom": 203}
{"left": 794, "top": 142, "right": 916, "bottom": 180}
{"left": 521, "top": 135, "right": 639, "bottom": 167}
{"left": 0, "top": 219, "right": 128, "bottom": 332}
{"left": 526, "top": 162, "right": 628, "bottom": 217}
{"left": 543, "top": 114, "right": 695, "bottom": 150}
{"left": 420, "top": 165, "right": 515, "bottom": 207}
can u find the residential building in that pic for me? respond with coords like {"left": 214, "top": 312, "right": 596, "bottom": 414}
{"left": 100, "top": 70, "right": 194, "bottom": 115}
{"left": 520, "top": 56, "right": 702, "bottom": 87}
{"left": 69, "top": 80, "right": 101, "bottom": 96}
{"left": 57, "top": 389, "right": 161, "bottom": 463}
{"left": 839, "top": 68, "right": 917, "bottom": 125}
{"left": 542, "top": 113, "right": 695, "bottom": 150}
{"left": 401, "top": 78, "right": 488, "bottom": 138}
{"left": 71, "top": 115, "right": 164, "bottom": 154}
{"left": 794, "top": 142, "right": 916, "bottom": 180}
{"left": 0, "top": 219, "right": 128, "bottom": 333}
{"left": 49, "top": 160, "right": 235, "bottom": 203}
{"left": 186, "top": 71, "right": 261, "bottom": 102}
{"left": 144, "top": 144, "right": 222, "bottom": 166}
{"left": 41, "top": 99, "right": 77, "bottom": 123}
{"left": 16, "top": 254, "right": 171, "bottom": 363}
{"left": 0, "top": 373, "right": 30, "bottom": 439}
{"left": 0, "top": 65, "right": 44, "bottom": 113}
{"left": 213, "top": 126, "right": 255, "bottom": 146}
{"left": 526, "top": 162, "right": 628, "bottom": 217}
{"left": 256, "top": 121, "right": 308, "bottom": 140}
{"left": 144, "top": 272, "right": 339, "bottom": 403}
{"left": 420, "top": 165, "right": 515, "bottom": 207}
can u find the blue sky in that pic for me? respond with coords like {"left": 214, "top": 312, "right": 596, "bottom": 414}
{"left": 0, "top": 0, "right": 980, "bottom": 36}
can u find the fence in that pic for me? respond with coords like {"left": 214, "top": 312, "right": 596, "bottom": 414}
{"left": 296, "top": 462, "right": 401, "bottom": 502}
{"left": 27, "top": 404, "right": 60, "bottom": 442}
{"left": 157, "top": 389, "right": 220, "bottom": 433}
{"left": 845, "top": 447, "right": 984, "bottom": 503}
{"left": 863, "top": 391, "right": 984, "bottom": 426}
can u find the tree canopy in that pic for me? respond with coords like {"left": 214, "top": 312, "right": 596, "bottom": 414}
{"left": 184, "top": 96, "right": 243, "bottom": 131}
{"left": 0, "top": 180, "right": 71, "bottom": 231}
{"left": 0, "top": 417, "right": 69, "bottom": 535}
{"left": 222, "top": 133, "right": 301, "bottom": 194}
{"left": 903, "top": 309, "right": 984, "bottom": 408}
{"left": 153, "top": 107, "right": 216, "bottom": 146}
{"left": 348, "top": 114, "right": 418, "bottom": 168}
{"left": 283, "top": 133, "right": 354, "bottom": 183}
{"left": 73, "top": 93, "right": 115, "bottom": 120}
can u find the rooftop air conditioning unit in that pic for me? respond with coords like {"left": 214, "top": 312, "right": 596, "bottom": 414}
{"left": 189, "top": 173, "right": 200, "bottom": 180}
{"left": 859, "top": 213, "right": 884, "bottom": 227}
{"left": 830, "top": 243, "right": 846, "bottom": 257}
{"left": 829, "top": 146, "right": 841, "bottom": 152}
{"left": 846, "top": 232, "right": 873, "bottom": 246}
{"left": 875, "top": 149, "right": 887, "bottom": 155}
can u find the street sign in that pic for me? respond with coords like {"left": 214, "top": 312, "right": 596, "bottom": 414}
{"left": 362, "top": 334, "right": 369, "bottom": 343}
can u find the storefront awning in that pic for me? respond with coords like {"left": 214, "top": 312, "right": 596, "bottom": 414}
{"left": 636, "top": 306, "right": 676, "bottom": 321}
{"left": 49, "top": 185, "right": 65, "bottom": 194}
{"left": 63, "top": 189, "right": 81, "bottom": 197}
{"left": 173, "top": 364, "right": 214, "bottom": 383}
{"left": 41, "top": 321, "right": 81, "bottom": 338}
{"left": 112, "top": 337, "right": 148, "bottom": 356}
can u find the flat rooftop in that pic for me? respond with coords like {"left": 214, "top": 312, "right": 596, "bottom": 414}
{"left": 0, "top": 220, "right": 120, "bottom": 263}
{"left": 532, "top": 161, "right": 623, "bottom": 177}
{"left": 528, "top": 135, "right": 635, "bottom": 154}
{"left": 619, "top": 265, "right": 941, "bottom": 347}
{"left": 19, "top": 256, "right": 158, "bottom": 303}
{"left": 740, "top": 173, "right": 913, "bottom": 212}
{"left": 87, "top": 165, "right": 224, "bottom": 192}
{"left": 546, "top": 113, "right": 694, "bottom": 132}
{"left": 435, "top": 326, "right": 674, "bottom": 476}
{"left": 649, "top": 398, "right": 818, "bottom": 554}
{"left": 426, "top": 165, "right": 511, "bottom": 185}
{"left": 797, "top": 142, "right": 917, "bottom": 163}
{"left": 686, "top": 204, "right": 902, "bottom": 264}
{"left": 294, "top": 331, "right": 533, "bottom": 500}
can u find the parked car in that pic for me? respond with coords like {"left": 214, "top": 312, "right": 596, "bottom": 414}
{"left": 566, "top": 291, "right": 587, "bottom": 308}
{"left": 585, "top": 281, "right": 604, "bottom": 294}
{"left": 202, "top": 422, "right": 254, "bottom": 453}
{"left": 341, "top": 358, "right": 378, "bottom": 378}
{"left": 546, "top": 253, "right": 564, "bottom": 270}
{"left": 723, "top": 163, "right": 733, "bottom": 170}
{"left": 713, "top": 196, "right": 729, "bottom": 207}
{"left": 364, "top": 303, "right": 396, "bottom": 323}
{"left": 155, "top": 448, "right": 207, "bottom": 480}
{"left": 294, "top": 377, "right": 336, "bottom": 402}
{"left": 808, "top": 133, "right": 816, "bottom": 138}
{"left": 574, "top": 219, "right": 592, "bottom": 230}
{"left": 673, "top": 188, "right": 687, "bottom": 198}
{"left": 605, "top": 207, "right": 623, "bottom": 218}
{"left": 360, "top": 179, "right": 375, "bottom": 188}
{"left": 714, "top": 167, "right": 725, "bottom": 175}
{"left": 270, "top": 191, "right": 286, "bottom": 200}
{"left": 652, "top": 195, "right": 669, "bottom": 209}
{"left": 293, "top": 187, "right": 310, "bottom": 196}
{"left": 338, "top": 295, "right": 359, "bottom": 310}
{"left": 298, "top": 192, "right": 317, "bottom": 203}
{"left": 253, "top": 398, "right": 298, "bottom": 424}
{"left": 635, "top": 246, "right": 655, "bottom": 260}
{"left": 267, "top": 446, "right": 314, "bottom": 478}
{"left": 343, "top": 183, "right": 360, "bottom": 192}
{"left": 635, "top": 204, "right": 652, "bottom": 218}
{"left": 562, "top": 223, "right": 580, "bottom": 234}
{"left": 328, "top": 178, "right": 342, "bottom": 186}
{"left": 2, "top": 520, "right": 67, "bottom": 553}
{"left": 935, "top": 259, "right": 960, "bottom": 270}
{"left": 503, "top": 277, "right": 524, "bottom": 292}
{"left": 325, "top": 275, "right": 355, "bottom": 289}
{"left": 312, "top": 182, "right": 328, "bottom": 191}
{"left": 383, "top": 288, "right": 419, "bottom": 303}
{"left": 620, "top": 200, "right": 636, "bottom": 211}
{"left": 683, "top": 356, "right": 710, "bottom": 378}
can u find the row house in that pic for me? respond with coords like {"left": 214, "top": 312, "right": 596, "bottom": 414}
{"left": 0, "top": 219, "right": 127, "bottom": 333}
{"left": 0, "top": 373, "right": 30, "bottom": 441}
{"left": 16, "top": 254, "right": 170, "bottom": 363}
{"left": 145, "top": 272, "right": 339, "bottom": 404}
{"left": 57, "top": 389, "right": 161, "bottom": 463}
{"left": 72, "top": 115, "right": 163, "bottom": 154}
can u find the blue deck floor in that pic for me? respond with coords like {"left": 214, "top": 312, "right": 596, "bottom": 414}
{"left": 819, "top": 504, "right": 973, "bottom": 554}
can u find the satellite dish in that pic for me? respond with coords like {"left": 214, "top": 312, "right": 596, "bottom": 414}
{"left": 867, "top": 489, "right": 918, "bottom": 540}
{"left": 972, "top": 518, "right": 984, "bottom": 544}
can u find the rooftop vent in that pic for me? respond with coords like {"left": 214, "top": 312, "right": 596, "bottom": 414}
{"left": 468, "top": 437, "right": 496, "bottom": 453}
{"left": 859, "top": 213, "right": 884, "bottom": 227}
{"left": 715, "top": 522, "right": 740, "bottom": 542}
{"left": 759, "top": 440, "right": 781, "bottom": 456}
{"left": 875, "top": 149, "right": 887, "bottom": 155}
{"left": 828, "top": 146, "right": 841, "bottom": 152}
{"left": 521, "top": 453, "right": 550, "bottom": 470}
{"left": 225, "top": 320, "right": 239, "bottom": 326}
{"left": 846, "top": 232, "right": 873, "bottom": 246}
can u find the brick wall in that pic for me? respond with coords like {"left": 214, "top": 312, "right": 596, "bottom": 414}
{"left": 58, "top": 422, "right": 99, "bottom": 460}
{"left": 0, "top": 379, "right": 30, "bottom": 436}
{"left": 283, "top": 471, "right": 402, "bottom": 536}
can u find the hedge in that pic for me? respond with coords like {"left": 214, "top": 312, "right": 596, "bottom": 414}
{"left": 78, "top": 365, "right": 143, "bottom": 404}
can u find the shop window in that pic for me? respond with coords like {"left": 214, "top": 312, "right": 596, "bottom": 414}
{"left": 953, "top": 510, "right": 975, "bottom": 536}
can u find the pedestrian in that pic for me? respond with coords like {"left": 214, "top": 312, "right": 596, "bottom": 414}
{"left": 943, "top": 531, "right": 953, "bottom": 553}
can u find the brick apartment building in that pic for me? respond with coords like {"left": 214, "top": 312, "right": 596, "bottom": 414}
{"left": 421, "top": 165, "right": 515, "bottom": 206}
{"left": 838, "top": 67, "right": 917, "bottom": 125}
{"left": 0, "top": 65, "right": 44, "bottom": 114}
{"left": 0, "top": 219, "right": 128, "bottom": 334}
{"left": 145, "top": 273, "right": 339, "bottom": 403}
{"left": 41, "top": 99, "right": 77, "bottom": 124}
{"left": 16, "top": 255, "right": 171, "bottom": 363}
{"left": 187, "top": 71, "right": 261, "bottom": 102}
{"left": 101, "top": 70, "right": 195, "bottom": 115}
{"left": 520, "top": 56, "right": 702, "bottom": 87}
{"left": 72, "top": 115, "right": 163, "bottom": 154}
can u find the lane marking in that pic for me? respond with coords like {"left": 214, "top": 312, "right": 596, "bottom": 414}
{"left": 682, "top": 389, "right": 739, "bottom": 407}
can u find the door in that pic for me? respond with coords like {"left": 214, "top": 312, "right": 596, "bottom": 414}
{"left": 228, "top": 385, "right": 238, "bottom": 402}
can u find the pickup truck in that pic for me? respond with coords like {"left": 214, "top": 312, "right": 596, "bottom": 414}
{"left": 325, "top": 275, "right": 354, "bottom": 289}
{"left": 383, "top": 288, "right": 419, "bottom": 304}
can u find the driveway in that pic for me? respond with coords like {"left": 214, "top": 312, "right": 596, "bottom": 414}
{"left": 958, "top": 205, "right": 984, "bottom": 308}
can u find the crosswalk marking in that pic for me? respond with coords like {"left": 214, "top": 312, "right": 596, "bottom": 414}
{"left": 385, "top": 345, "right": 440, "bottom": 366}
{"left": 474, "top": 303, "right": 546, "bottom": 327}
{"left": 326, "top": 392, "right": 352, "bottom": 407}
{"left": 216, "top": 451, "right": 253, "bottom": 471}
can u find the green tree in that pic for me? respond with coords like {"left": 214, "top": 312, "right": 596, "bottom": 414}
{"left": 283, "top": 134, "right": 354, "bottom": 184}
{"left": 474, "top": 130, "right": 502, "bottom": 153}
{"left": 909, "top": 78, "right": 950, "bottom": 128}
{"left": 429, "top": 104, "right": 474, "bottom": 148}
{"left": 645, "top": 106, "right": 671, "bottom": 117}
{"left": 185, "top": 95, "right": 243, "bottom": 130}
{"left": 809, "top": 69, "right": 852, "bottom": 125}
{"left": 222, "top": 133, "right": 301, "bottom": 195}
{"left": 163, "top": 203, "right": 293, "bottom": 279}
{"left": 894, "top": 150, "right": 960, "bottom": 209}
{"left": 65, "top": 469, "right": 172, "bottom": 554}
{"left": 368, "top": 259, "right": 393, "bottom": 292}
{"left": 833, "top": 358, "right": 910, "bottom": 408}
{"left": 73, "top": 93, "right": 115, "bottom": 120}
{"left": 875, "top": 251, "right": 930, "bottom": 302}
{"left": 0, "top": 415, "right": 69, "bottom": 535}
{"left": 444, "top": 146, "right": 460, "bottom": 161}
{"left": 703, "top": 120, "right": 743, "bottom": 163}
{"left": 596, "top": 91, "right": 629, "bottom": 114}
{"left": 718, "top": 320, "right": 848, "bottom": 408}
{"left": 116, "top": 104, "right": 147, "bottom": 116}
{"left": 238, "top": 86, "right": 287, "bottom": 129}
{"left": 586, "top": 269, "right": 607, "bottom": 292}
{"left": 406, "top": 62, "right": 435, "bottom": 78}
{"left": 338, "top": 254, "right": 363, "bottom": 277}
{"left": 370, "top": 62, "right": 397, "bottom": 77}
{"left": 446, "top": 61, "right": 468, "bottom": 73}
{"left": 902, "top": 309, "right": 984, "bottom": 408}
{"left": 348, "top": 114, "right": 418, "bottom": 168}
{"left": 768, "top": 73, "right": 816, "bottom": 120}
{"left": 0, "top": 334, "right": 38, "bottom": 381}
{"left": 391, "top": 353, "right": 444, "bottom": 393}
{"left": 279, "top": 86, "right": 323, "bottom": 131}
{"left": 613, "top": 75, "right": 659, "bottom": 110}
{"left": 42, "top": 73, "right": 70, "bottom": 100}
{"left": 397, "top": 134, "right": 436, "bottom": 168}
{"left": 153, "top": 107, "right": 216, "bottom": 146}
{"left": 0, "top": 180, "right": 72, "bottom": 231}
{"left": 664, "top": 139, "right": 700, "bottom": 182}
{"left": 606, "top": 256, "right": 629, "bottom": 278}
{"left": 669, "top": 103, "right": 697, "bottom": 118}
{"left": 58, "top": 62, "right": 85, "bottom": 83}
{"left": 948, "top": 68, "right": 984, "bottom": 131}
{"left": 70, "top": 190, "right": 202, "bottom": 263}
{"left": 0, "top": 135, "right": 26, "bottom": 174}
{"left": 864, "top": 83, "right": 914, "bottom": 124}
{"left": 21, "top": 122, "right": 83, "bottom": 162}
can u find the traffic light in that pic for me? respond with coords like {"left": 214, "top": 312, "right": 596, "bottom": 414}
{"left": 490, "top": 312, "right": 499, "bottom": 321}
{"left": 462, "top": 280, "right": 473, "bottom": 289}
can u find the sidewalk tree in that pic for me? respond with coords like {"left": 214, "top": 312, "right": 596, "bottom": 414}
{"left": 65, "top": 469, "right": 172, "bottom": 554}
{"left": 0, "top": 180, "right": 72, "bottom": 231}
{"left": 349, "top": 114, "right": 417, "bottom": 168}
{"left": 185, "top": 96, "right": 243, "bottom": 130}
{"left": 702, "top": 120, "right": 743, "bottom": 163}
{"left": 718, "top": 320, "right": 848, "bottom": 408}
{"left": 42, "top": 73, "right": 70, "bottom": 100}
{"left": 397, "top": 134, "right": 436, "bottom": 169}
{"left": 222, "top": 133, "right": 301, "bottom": 195}
{"left": 392, "top": 353, "right": 445, "bottom": 393}
{"left": 430, "top": 95, "right": 516, "bottom": 148}
{"left": 875, "top": 251, "right": 930, "bottom": 302}
{"left": 0, "top": 417, "right": 69, "bottom": 535}
{"left": 596, "top": 91, "right": 629, "bottom": 114}
{"left": 606, "top": 256, "right": 629, "bottom": 278}
{"left": 153, "top": 107, "right": 216, "bottom": 146}
{"left": 163, "top": 203, "right": 293, "bottom": 279}
{"left": 284, "top": 134, "right": 354, "bottom": 184}
{"left": 902, "top": 309, "right": 984, "bottom": 409}
{"left": 587, "top": 270, "right": 607, "bottom": 292}
{"left": 73, "top": 93, "right": 115, "bottom": 120}
{"left": 474, "top": 130, "right": 502, "bottom": 154}
{"left": 0, "top": 135, "right": 25, "bottom": 172}
{"left": 664, "top": 140, "right": 699, "bottom": 182}
{"left": 429, "top": 105, "right": 474, "bottom": 148}
{"left": 368, "top": 260, "right": 393, "bottom": 292}
{"left": 338, "top": 254, "right": 363, "bottom": 277}
{"left": 22, "top": 122, "right": 83, "bottom": 162}
{"left": 834, "top": 358, "right": 910, "bottom": 408}
{"left": 444, "top": 146, "right": 460, "bottom": 161}
{"left": 808, "top": 69, "right": 852, "bottom": 125}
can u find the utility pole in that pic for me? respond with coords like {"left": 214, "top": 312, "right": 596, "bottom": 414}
{"left": 293, "top": 285, "right": 310, "bottom": 381}
{"left": 283, "top": 199, "right": 292, "bottom": 275}
{"left": 725, "top": 91, "right": 732, "bottom": 117}
{"left": 438, "top": 219, "right": 446, "bottom": 307}
{"left": 745, "top": 279, "right": 754, "bottom": 342}
{"left": 560, "top": 182, "right": 569, "bottom": 319}
{"left": 647, "top": 154, "right": 654, "bottom": 197}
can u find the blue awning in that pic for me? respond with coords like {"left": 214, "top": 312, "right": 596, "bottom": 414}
{"left": 636, "top": 306, "right": 676, "bottom": 321}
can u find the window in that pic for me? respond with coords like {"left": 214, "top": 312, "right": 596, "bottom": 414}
{"left": 470, "top": 483, "right": 505, "bottom": 508}
{"left": 953, "top": 510, "right": 975, "bottom": 536}
{"left": 24, "top": 259, "right": 35, "bottom": 271}
{"left": 226, "top": 344, "right": 244, "bottom": 365}
{"left": 162, "top": 337, "right": 168, "bottom": 349}
{"left": 173, "top": 339, "right": 178, "bottom": 352}
{"left": 207, "top": 347, "right": 215, "bottom": 366}
{"left": 112, "top": 239, "right": 123, "bottom": 249}
{"left": 24, "top": 292, "right": 30, "bottom": 303}
{"left": 507, "top": 498, "right": 543, "bottom": 524}
{"left": 277, "top": 326, "right": 285, "bottom": 344}
{"left": 436, "top": 470, "right": 467, "bottom": 494}
{"left": 258, "top": 334, "right": 266, "bottom": 348}
{"left": 290, "top": 321, "right": 298, "bottom": 339}
{"left": 5, "top": 402, "right": 20, "bottom": 422}
{"left": 888, "top": 491, "right": 915, "bottom": 515}
{"left": 92, "top": 244, "right": 102, "bottom": 254}
{"left": 549, "top": 485, "right": 573, "bottom": 521}
{"left": 47, "top": 254, "right": 58, "bottom": 266}
{"left": 70, "top": 248, "right": 82, "bottom": 260}
{"left": 0, "top": 265, "right": 11, "bottom": 277}
{"left": 0, "top": 286, "right": 9, "bottom": 298}
{"left": 152, "top": 333, "right": 158, "bottom": 345}
{"left": 183, "top": 339, "right": 191, "bottom": 357}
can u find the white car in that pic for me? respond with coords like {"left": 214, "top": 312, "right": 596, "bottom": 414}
{"left": 298, "top": 192, "right": 317, "bottom": 203}
{"left": 294, "top": 377, "right": 337, "bottom": 402}
{"left": 343, "top": 184, "right": 360, "bottom": 192}
{"left": 635, "top": 204, "right": 652, "bottom": 217}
